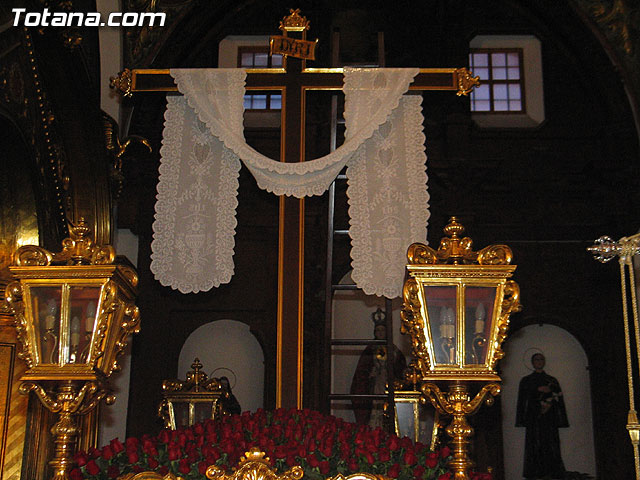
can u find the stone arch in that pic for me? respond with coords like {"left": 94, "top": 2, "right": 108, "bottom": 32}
{"left": 501, "top": 323, "right": 596, "bottom": 478}
{"left": 178, "top": 319, "right": 265, "bottom": 413}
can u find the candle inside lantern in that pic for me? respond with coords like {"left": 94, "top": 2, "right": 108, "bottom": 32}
{"left": 70, "top": 316, "right": 81, "bottom": 349}
{"left": 45, "top": 299, "right": 57, "bottom": 330}
{"left": 85, "top": 301, "right": 96, "bottom": 333}
{"left": 474, "top": 303, "right": 486, "bottom": 334}
{"left": 439, "top": 307, "right": 456, "bottom": 338}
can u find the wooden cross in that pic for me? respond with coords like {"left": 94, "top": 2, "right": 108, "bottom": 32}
{"left": 112, "top": 9, "right": 479, "bottom": 409}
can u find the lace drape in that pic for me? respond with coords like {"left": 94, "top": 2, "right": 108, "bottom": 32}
{"left": 151, "top": 68, "right": 429, "bottom": 296}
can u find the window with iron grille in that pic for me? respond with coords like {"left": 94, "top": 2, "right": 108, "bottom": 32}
{"left": 238, "top": 47, "right": 283, "bottom": 110}
{"left": 469, "top": 49, "right": 525, "bottom": 113}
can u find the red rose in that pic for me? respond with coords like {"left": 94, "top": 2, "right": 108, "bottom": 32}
{"left": 194, "top": 423, "right": 204, "bottom": 436}
{"left": 425, "top": 454, "right": 438, "bottom": 468}
{"left": 274, "top": 445, "right": 287, "bottom": 459}
{"left": 364, "top": 451, "right": 375, "bottom": 465}
{"left": 88, "top": 447, "right": 101, "bottom": 459}
{"left": 438, "top": 473, "right": 452, "bottom": 480}
{"left": 286, "top": 455, "right": 297, "bottom": 467}
{"left": 74, "top": 451, "right": 88, "bottom": 467}
{"left": 69, "top": 468, "right": 84, "bottom": 480}
{"left": 321, "top": 444, "right": 332, "bottom": 457}
{"left": 125, "top": 437, "right": 139, "bottom": 452}
{"left": 388, "top": 436, "right": 400, "bottom": 451}
{"left": 128, "top": 451, "right": 139, "bottom": 464}
{"left": 107, "top": 465, "right": 120, "bottom": 479}
{"left": 413, "top": 465, "right": 425, "bottom": 478}
{"left": 158, "top": 430, "right": 170, "bottom": 444}
{"left": 110, "top": 438, "right": 124, "bottom": 454}
{"left": 158, "top": 466, "right": 169, "bottom": 476}
{"left": 168, "top": 445, "right": 182, "bottom": 461}
{"left": 178, "top": 458, "right": 191, "bottom": 475}
{"left": 388, "top": 463, "right": 401, "bottom": 478}
{"left": 85, "top": 460, "right": 100, "bottom": 476}
{"left": 319, "top": 460, "right": 330, "bottom": 475}
{"left": 378, "top": 450, "right": 390, "bottom": 462}
{"left": 348, "top": 459, "right": 358, "bottom": 471}
{"left": 308, "top": 455, "right": 320, "bottom": 468}
{"left": 147, "top": 457, "right": 159, "bottom": 469}
{"left": 199, "top": 461, "right": 209, "bottom": 475}
{"left": 101, "top": 445, "right": 114, "bottom": 460}
{"left": 404, "top": 450, "right": 417, "bottom": 466}
{"left": 440, "top": 446, "right": 451, "bottom": 458}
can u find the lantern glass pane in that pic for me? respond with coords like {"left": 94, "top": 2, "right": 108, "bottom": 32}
{"left": 66, "top": 286, "right": 102, "bottom": 365}
{"left": 171, "top": 401, "right": 190, "bottom": 428}
{"left": 464, "top": 286, "right": 497, "bottom": 365}
{"left": 31, "top": 286, "right": 63, "bottom": 364}
{"left": 194, "top": 401, "right": 212, "bottom": 424}
{"left": 423, "top": 286, "right": 457, "bottom": 365}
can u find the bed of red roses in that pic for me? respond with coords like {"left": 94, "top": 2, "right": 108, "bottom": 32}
{"left": 71, "top": 408, "right": 491, "bottom": 480}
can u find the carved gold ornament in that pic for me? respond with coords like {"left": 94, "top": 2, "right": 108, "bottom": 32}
{"left": 206, "top": 449, "right": 303, "bottom": 480}
{"left": 455, "top": 68, "right": 480, "bottom": 97}
{"left": 110, "top": 68, "right": 133, "bottom": 98}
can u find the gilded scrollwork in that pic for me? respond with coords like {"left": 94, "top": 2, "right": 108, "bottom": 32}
{"left": 110, "top": 69, "right": 133, "bottom": 98}
{"left": 13, "top": 245, "right": 53, "bottom": 266}
{"left": 589, "top": 0, "right": 637, "bottom": 55}
{"left": 120, "top": 472, "right": 184, "bottom": 480}
{"left": 3, "top": 281, "right": 34, "bottom": 367}
{"left": 408, "top": 217, "right": 515, "bottom": 266}
{"left": 206, "top": 449, "right": 303, "bottom": 480}
{"left": 54, "top": 218, "right": 116, "bottom": 266}
{"left": 455, "top": 67, "right": 480, "bottom": 97}
{"left": 476, "top": 244, "right": 513, "bottom": 265}
{"left": 406, "top": 243, "right": 438, "bottom": 265}
{"left": 491, "top": 280, "right": 521, "bottom": 363}
{"left": 420, "top": 382, "right": 500, "bottom": 480}
{"left": 400, "top": 277, "right": 433, "bottom": 376}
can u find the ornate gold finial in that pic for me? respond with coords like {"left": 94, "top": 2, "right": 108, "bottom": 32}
{"left": 455, "top": 67, "right": 480, "bottom": 96}
{"left": 162, "top": 358, "right": 222, "bottom": 393}
{"left": 407, "top": 216, "right": 513, "bottom": 266}
{"left": 279, "top": 8, "right": 310, "bottom": 33}
{"left": 12, "top": 218, "right": 116, "bottom": 267}
{"left": 110, "top": 68, "right": 133, "bottom": 98}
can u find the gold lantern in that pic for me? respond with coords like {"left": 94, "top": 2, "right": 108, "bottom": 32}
{"left": 3, "top": 219, "right": 140, "bottom": 480}
{"left": 401, "top": 217, "right": 521, "bottom": 480}
{"left": 158, "top": 358, "right": 224, "bottom": 429}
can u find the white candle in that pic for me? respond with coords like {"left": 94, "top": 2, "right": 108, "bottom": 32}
{"left": 85, "top": 301, "right": 96, "bottom": 332}
{"left": 70, "top": 316, "right": 80, "bottom": 348}
{"left": 45, "top": 299, "right": 57, "bottom": 330}
{"left": 474, "top": 303, "right": 486, "bottom": 334}
{"left": 440, "top": 323, "right": 455, "bottom": 338}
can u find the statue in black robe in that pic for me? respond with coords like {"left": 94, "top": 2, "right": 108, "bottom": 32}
{"left": 516, "top": 353, "right": 569, "bottom": 479}
{"left": 350, "top": 308, "right": 406, "bottom": 427}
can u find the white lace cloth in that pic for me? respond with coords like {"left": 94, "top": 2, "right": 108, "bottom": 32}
{"left": 152, "top": 68, "right": 429, "bottom": 296}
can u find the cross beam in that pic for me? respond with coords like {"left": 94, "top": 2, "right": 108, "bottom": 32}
{"left": 115, "top": 31, "right": 478, "bottom": 411}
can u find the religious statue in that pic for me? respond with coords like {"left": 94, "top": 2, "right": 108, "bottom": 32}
{"left": 515, "top": 353, "right": 569, "bottom": 479}
{"left": 350, "top": 308, "right": 407, "bottom": 427}
{"left": 219, "top": 376, "right": 241, "bottom": 415}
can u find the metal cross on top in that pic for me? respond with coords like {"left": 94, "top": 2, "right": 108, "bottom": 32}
{"left": 112, "top": 8, "right": 479, "bottom": 410}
